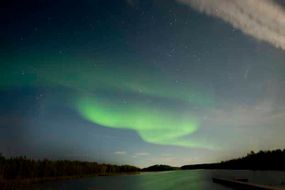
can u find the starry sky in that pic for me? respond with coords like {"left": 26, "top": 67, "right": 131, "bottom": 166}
{"left": 1, "top": 0, "right": 285, "bottom": 167}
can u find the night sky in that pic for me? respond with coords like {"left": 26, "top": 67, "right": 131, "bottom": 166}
{"left": 1, "top": 0, "right": 285, "bottom": 167}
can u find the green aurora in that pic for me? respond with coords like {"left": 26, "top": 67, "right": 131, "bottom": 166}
{"left": 2, "top": 0, "right": 285, "bottom": 167}
{"left": 1, "top": 54, "right": 214, "bottom": 106}
{"left": 77, "top": 96, "right": 202, "bottom": 148}
{"left": 1, "top": 53, "right": 216, "bottom": 149}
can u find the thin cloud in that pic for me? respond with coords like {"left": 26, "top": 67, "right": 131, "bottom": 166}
{"left": 132, "top": 152, "right": 150, "bottom": 158}
{"left": 136, "top": 152, "right": 150, "bottom": 156}
{"left": 114, "top": 151, "right": 126, "bottom": 155}
{"left": 176, "top": 0, "right": 285, "bottom": 50}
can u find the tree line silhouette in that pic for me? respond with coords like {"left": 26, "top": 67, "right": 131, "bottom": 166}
{"left": 0, "top": 154, "right": 139, "bottom": 181}
{"left": 181, "top": 149, "right": 285, "bottom": 170}
{"left": 1, "top": 149, "right": 284, "bottom": 182}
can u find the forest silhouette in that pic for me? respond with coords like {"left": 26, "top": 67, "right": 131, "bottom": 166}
{"left": 0, "top": 149, "right": 285, "bottom": 184}
{"left": 0, "top": 154, "right": 139, "bottom": 182}
{"left": 181, "top": 149, "right": 285, "bottom": 170}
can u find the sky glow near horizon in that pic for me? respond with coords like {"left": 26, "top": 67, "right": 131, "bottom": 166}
{"left": 1, "top": 0, "right": 285, "bottom": 167}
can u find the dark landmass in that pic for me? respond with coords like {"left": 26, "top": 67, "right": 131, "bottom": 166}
{"left": 0, "top": 154, "right": 139, "bottom": 184}
{"left": 142, "top": 164, "right": 178, "bottom": 172}
{"left": 181, "top": 149, "right": 285, "bottom": 171}
{"left": 1, "top": 148, "right": 285, "bottom": 186}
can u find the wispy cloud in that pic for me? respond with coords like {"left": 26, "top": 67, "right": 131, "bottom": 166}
{"left": 132, "top": 152, "right": 150, "bottom": 158}
{"left": 136, "top": 152, "right": 149, "bottom": 156}
{"left": 198, "top": 79, "right": 285, "bottom": 151}
{"left": 114, "top": 151, "right": 126, "bottom": 155}
{"left": 176, "top": 0, "right": 285, "bottom": 50}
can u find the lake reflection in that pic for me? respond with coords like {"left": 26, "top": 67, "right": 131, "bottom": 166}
{"left": 28, "top": 170, "right": 285, "bottom": 190}
{"left": 31, "top": 170, "right": 229, "bottom": 190}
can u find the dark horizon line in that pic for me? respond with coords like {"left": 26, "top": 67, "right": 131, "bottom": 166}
{"left": 1, "top": 148, "right": 285, "bottom": 169}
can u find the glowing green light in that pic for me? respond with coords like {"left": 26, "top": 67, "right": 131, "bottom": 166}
{"left": 77, "top": 96, "right": 203, "bottom": 148}
{"left": 0, "top": 54, "right": 214, "bottom": 107}
{"left": 1, "top": 53, "right": 216, "bottom": 149}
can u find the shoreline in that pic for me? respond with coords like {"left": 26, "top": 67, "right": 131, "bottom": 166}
{"left": 0, "top": 172, "right": 140, "bottom": 187}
